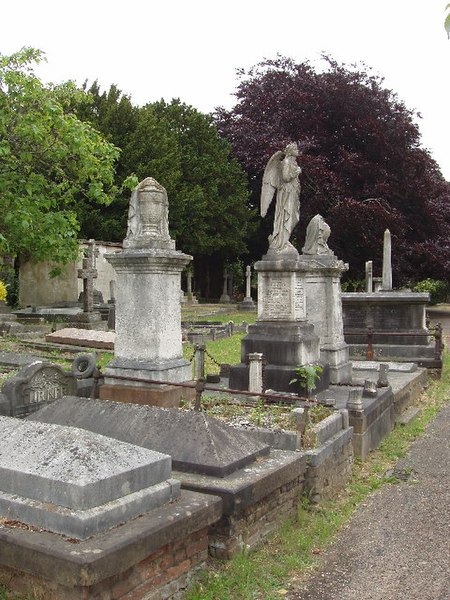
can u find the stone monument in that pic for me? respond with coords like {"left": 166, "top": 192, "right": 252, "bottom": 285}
{"left": 100, "top": 177, "right": 192, "bottom": 406}
{"left": 238, "top": 264, "right": 256, "bottom": 310}
{"left": 300, "top": 214, "right": 352, "bottom": 384}
{"left": 74, "top": 239, "right": 104, "bottom": 329}
{"left": 229, "top": 143, "right": 323, "bottom": 393}
{"left": 382, "top": 228, "right": 393, "bottom": 290}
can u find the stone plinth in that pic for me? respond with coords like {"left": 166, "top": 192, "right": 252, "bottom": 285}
{"left": 299, "top": 253, "right": 352, "bottom": 383}
{"left": 103, "top": 248, "right": 192, "bottom": 399}
{"left": 229, "top": 255, "right": 323, "bottom": 393}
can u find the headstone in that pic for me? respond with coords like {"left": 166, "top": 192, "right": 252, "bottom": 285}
{"left": 0, "top": 416, "right": 180, "bottom": 539}
{"left": 0, "top": 361, "right": 76, "bottom": 417}
{"left": 101, "top": 178, "right": 192, "bottom": 403}
{"left": 382, "top": 229, "right": 392, "bottom": 290}
{"left": 186, "top": 269, "right": 198, "bottom": 304}
{"left": 365, "top": 260, "right": 373, "bottom": 293}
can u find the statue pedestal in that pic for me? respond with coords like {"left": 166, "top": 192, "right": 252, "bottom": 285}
{"left": 101, "top": 248, "right": 193, "bottom": 405}
{"left": 229, "top": 255, "right": 326, "bottom": 393}
{"left": 300, "top": 254, "right": 352, "bottom": 384}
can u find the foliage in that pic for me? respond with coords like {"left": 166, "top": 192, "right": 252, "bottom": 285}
{"left": 77, "top": 89, "right": 254, "bottom": 290}
{"left": 290, "top": 364, "right": 323, "bottom": 394}
{"left": 0, "top": 48, "right": 120, "bottom": 266}
{"left": 341, "top": 278, "right": 365, "bottom": 292}
{"left": 215, "top": 56, "right": 450, "bottom": 283}
{"left": 413, "top": 278, "right": 449, "bottom": 304}
{"left": 0, "top": 280, "right": 6, "bottom": 302}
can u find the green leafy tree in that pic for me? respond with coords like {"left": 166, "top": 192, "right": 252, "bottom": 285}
{"left": 0, "top": 48, "right": 119, "bottom": 266}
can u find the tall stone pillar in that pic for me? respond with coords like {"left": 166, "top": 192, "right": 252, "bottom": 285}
{"left": 101, "top": 178, "right": 192, "bottom": 405}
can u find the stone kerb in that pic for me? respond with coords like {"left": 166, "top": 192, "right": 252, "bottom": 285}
{"left": 0, "top": 361, "right": 76, "bottom": 418}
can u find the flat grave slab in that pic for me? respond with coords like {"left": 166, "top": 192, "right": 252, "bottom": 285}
{"left": 351, "top": 360, "right": 418, "bottom": 372}
{"left": 29, "top": 396, "right": 270, "bottom": 477}
{"left": 0, "top": 416, "right": 179, "bottom": 539}
{"left": 46, "top": 327, "right": 115, "bottom": 349}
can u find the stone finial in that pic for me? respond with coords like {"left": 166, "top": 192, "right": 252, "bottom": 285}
{"left": 302, "top": 214, "right": 332, "bottom": 255}
{"left": 123, "top": 177, "right": 174, "bottom": 250}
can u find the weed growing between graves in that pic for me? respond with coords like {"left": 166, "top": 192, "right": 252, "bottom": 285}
{"left": 185, "top": 351, "right": 450, "bottom": 600}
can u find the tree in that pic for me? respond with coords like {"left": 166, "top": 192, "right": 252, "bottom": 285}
{"left": 77, "top": 91, "right": 254, "bottom": 295}
{"left": 215, "top": 56, "right": 450, "bottom": 283}
{"left": 0, "top": 48, "right": 119, "bottom": 267}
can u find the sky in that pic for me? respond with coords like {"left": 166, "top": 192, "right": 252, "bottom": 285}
{"left": 2, "top": 0, "right": 449, "bottom": 179}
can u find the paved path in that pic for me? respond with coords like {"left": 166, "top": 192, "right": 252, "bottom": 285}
{"left": 288, "top": 403, "right": 450, "bottom": 600}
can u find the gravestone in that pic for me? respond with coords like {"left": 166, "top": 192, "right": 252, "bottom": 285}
{"left": 101, "top": 177, "right": 193, "bottom": 406}
{"left": 230, "top": 147, "right": 323, "bottom": 393}
{"left": 238, "top": 265, "right": 256, "bottom": 310}
{"left": 299, "top": 215, "right": 352, "bottom": 384}
{"left": 74, "top": 238, "right": 103, "bottom": 329}
{"left": 0, "top": 416, "right": 180, "bottom": 539}
{"left": 365, "top": 260, "right": 373, "bottom": 293}
{"left": 0, "top": 361, "right": 76, "bottom": 417}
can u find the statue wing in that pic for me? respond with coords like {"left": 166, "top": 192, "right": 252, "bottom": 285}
{"left": 260, "top": 151, "right": 283, "bottom": 217}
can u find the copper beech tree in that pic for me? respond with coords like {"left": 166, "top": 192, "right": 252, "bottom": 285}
{"left": 215, "top": 56, "right": 450, "bottom": 283}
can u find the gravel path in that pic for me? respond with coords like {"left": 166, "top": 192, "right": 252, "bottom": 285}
{"left": 288, "top": 403, "right": 450, "bottom": 600}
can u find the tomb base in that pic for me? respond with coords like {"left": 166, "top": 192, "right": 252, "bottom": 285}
{"left": 99, "top": 382, "right": 194, "bottom": 408}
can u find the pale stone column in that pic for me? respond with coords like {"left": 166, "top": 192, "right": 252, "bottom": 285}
{"left": 365, "top": 261, "right": 373, "bottom": 293}
{"left": 245, "top": 265, "right": 252, "bottom": 299}
{"left": 382, "top": 229, "right": 392, "bottom": 290}
{"left": 248, "top": 352, "right": 263, "bottom": 394}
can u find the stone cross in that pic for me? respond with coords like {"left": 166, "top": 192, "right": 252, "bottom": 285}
{"left": 186, "top": 270, "right": 193, "bottom": 294}
{"left": 365, "top": 261, "right": 373, "bottom": 293}
{"left": 219, "top": 269, "right": 230, "bottom": 303}
{"left": 382, "top": 229, "right": 392, "bottom": 290}
{"left": 77, "top": 239, "right": 98, "bottom": 313}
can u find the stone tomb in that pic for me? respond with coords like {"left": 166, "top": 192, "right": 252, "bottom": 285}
{"left": 30, "top": 397, "right": 308, "bottom": 559}
{"left": 229, "top": 254, "right": 326, "bottom": 393}
{"left": 0, "top": 416, "right": 220, "bottom": 599}
{"left": 0, "top": 361, "right": 76, "bottom": 418}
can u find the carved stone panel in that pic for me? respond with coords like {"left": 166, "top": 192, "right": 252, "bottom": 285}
{"left": 0, "top": 362, "right": 76, "bottom": 418}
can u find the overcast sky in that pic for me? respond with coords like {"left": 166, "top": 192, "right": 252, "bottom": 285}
{"left": 2, "top": 0, "right": 449, "bottom": 179}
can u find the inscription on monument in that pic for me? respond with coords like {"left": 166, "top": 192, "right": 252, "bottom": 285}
{"left": 0, "top": 363, "right": 76, "bottom": 418}
{"left": 262, "top": 276, "right": 291, "bottom": 320}
{"left": 294, "top": 279, "right": 306, "bottom": 319}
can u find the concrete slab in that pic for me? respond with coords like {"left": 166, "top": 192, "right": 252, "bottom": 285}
{"left": 28, "top": 396, "right": 271, "bottom": 478}
{"left": 45, "top": 328, "right": 115, "bottom": 349}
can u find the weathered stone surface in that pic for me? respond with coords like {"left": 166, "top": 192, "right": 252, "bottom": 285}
{"left": 29, "top": 396, "right": 270, "bottom": 477}
{"left": 46, "top": 327, "right": 115, "bottom": 349}
{"left": 0, "top": 416, "right": 179, "bottom": 538}
{"left": 0, "top": 361, "right": 76, "bottom": 417}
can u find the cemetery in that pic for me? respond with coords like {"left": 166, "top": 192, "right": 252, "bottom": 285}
{"left": 0, "top": 156, "right": 445, "bottom": 600}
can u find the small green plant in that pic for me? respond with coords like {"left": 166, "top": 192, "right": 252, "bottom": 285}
{"left": 0, "top": 280, "right": 7, "bottom": 303}
{"left": 413, "top": 279, "right": 449, "bottom": 304}
{"left": 290, "top": 364, "right": 323, "bottom": 396}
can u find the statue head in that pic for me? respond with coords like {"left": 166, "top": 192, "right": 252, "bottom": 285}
{"left": 284, "top": 142, "right": 299, "bottom": 157}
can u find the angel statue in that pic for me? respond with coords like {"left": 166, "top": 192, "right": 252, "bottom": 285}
{"left": 261, "top": 142, "right": 301, "bottom": 253}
